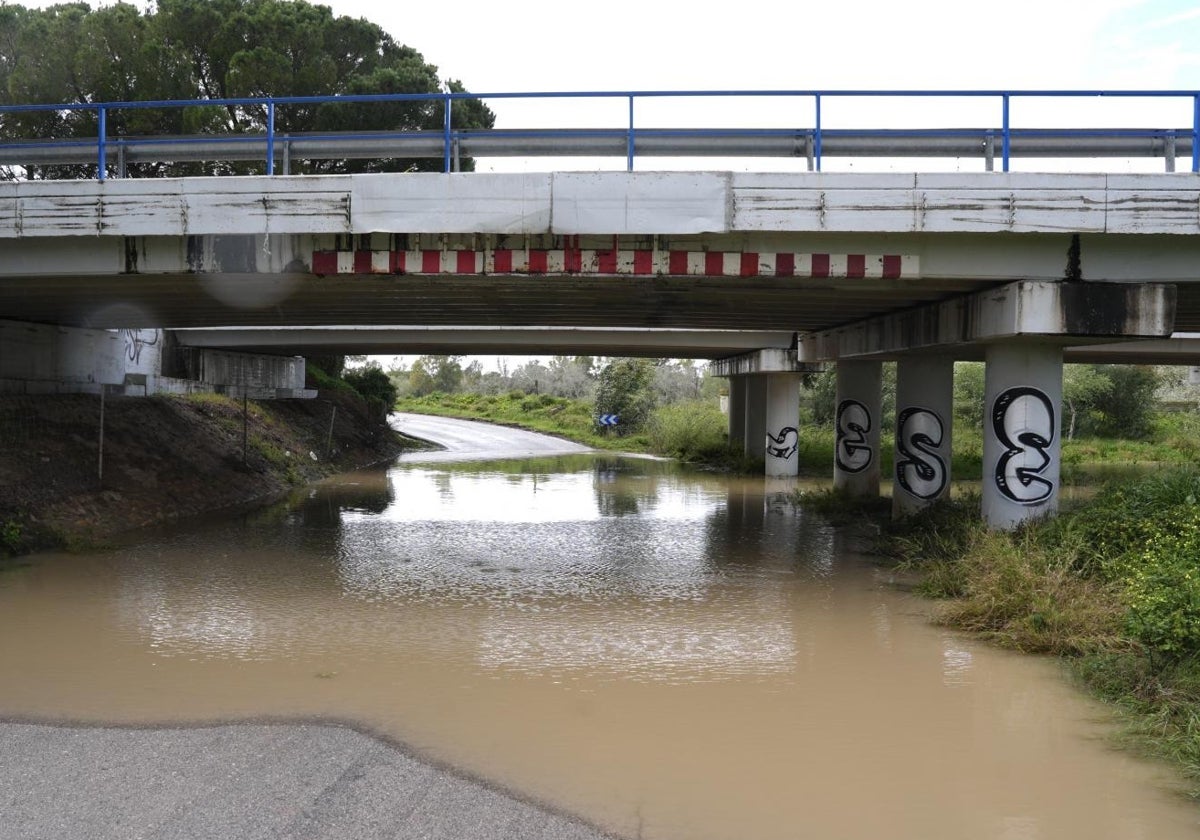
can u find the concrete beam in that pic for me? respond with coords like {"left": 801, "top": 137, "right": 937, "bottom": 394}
{"left": 174, "top": 327, "right": 796, "bottom": 360}
{"left": 709, "top": 348, "right": 823, "bottom": 378}
{"left": 8, "top": 172, "right": 1200, "bottom": 239}
{"left": 798, "top": 281, "right": 1176, "bottom": 362}
{"left": 1063, "top": 335, "right": 1200, "bottom": 365}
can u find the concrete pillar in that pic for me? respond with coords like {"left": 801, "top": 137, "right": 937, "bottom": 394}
{"left": 764, "top": 373, "right": 802, "bottom": 477}
{"left": 727, "top": 376, "right": 747, "bottom": 449}
{"left": 745, "top": 376, "right": 767, "bottom": 458}
{"left": 833, "top": 361, "right": 882, "bottom": 496}
{"left": 892, "top": 357, "right": 954, "bottom": 518}
{"left": 982, "top": 343, "right": 1063, "bottom": 529}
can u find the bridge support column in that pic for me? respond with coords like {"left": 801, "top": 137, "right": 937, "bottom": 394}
{"left": 892, "top": 357, "right": 954, "bottom": 518}
{"left": 982, "top": 343, "right": 1063, "bottom": 530}
{"left": 727, "top": 376, "right": 747, "bottom": 448}
{"left": 745, "top": 376, "right": 767, "bottom": 459}
{"left": 764, "top": 373, "right": 802, "bottom": 477}
{"left": 833, "top": 361, "right": 882, "bottom": 496}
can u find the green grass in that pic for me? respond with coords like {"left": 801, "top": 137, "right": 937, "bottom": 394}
{"left": 397, "top": 392, "right": 775, "bottom": 471}
{"left": 397, "top": 392, "right": 657, "bottom": 453}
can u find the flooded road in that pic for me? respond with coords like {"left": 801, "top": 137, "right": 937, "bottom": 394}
{"left": 1, "top": 424, "right": 1197, "bottom": 839}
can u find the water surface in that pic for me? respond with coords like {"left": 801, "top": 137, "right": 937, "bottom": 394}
{"left": 0, "top": 455, "right": 1196, "bottom": 839}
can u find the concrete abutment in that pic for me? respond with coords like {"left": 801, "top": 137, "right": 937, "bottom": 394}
{"left": 0, "top": 319, "right": 314, "bottom": 399}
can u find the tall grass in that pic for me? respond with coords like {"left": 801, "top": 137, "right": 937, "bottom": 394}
{"left": 645, "top": 400, "right": 728, "bottom": 460}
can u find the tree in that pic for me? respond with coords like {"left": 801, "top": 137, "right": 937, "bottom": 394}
{"left": 594, "top": 358, "right": 655, "bottom": 434}
{"left": 343, "top": 362, "right": 398, "bottom": 420}
{"left": 1087, "top": 365, "right": 1160, "bottom": 439}
{"left": 953, "top": 362, "right": 986, "bottom": 428}
{"left": 408, "top": 355, "right": 463, "bottom": 396}
{"left": 0, "top": 0, "right": 495, "bottom": 179}
{"left": 1062, "top": 365, "right": 1113, "bottom": 440}
{"left": 652, "top": 360, "right": 702, "bottom": 403}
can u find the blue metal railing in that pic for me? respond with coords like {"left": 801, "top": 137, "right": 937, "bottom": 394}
{"left": 1, "top": 89, "right": 1199, "bottom": 181}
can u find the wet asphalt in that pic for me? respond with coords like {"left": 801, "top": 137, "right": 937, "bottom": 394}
{"left": 0, "top": 721, "right": 614, "bottom": 840}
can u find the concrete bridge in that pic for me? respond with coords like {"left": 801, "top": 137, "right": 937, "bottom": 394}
{"left": 0, "top": 170, "right": 1185, "bottom": 525}
{"left": 0, "top": 166, "right": 1194, "bottom": 528}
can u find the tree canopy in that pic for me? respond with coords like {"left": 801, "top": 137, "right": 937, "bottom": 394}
{"left": 0, "top": 0, "right": 494, "bottom": 177}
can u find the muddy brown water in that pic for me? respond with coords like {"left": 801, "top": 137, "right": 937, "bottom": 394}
{"left": 1, "top": 454, "right": 1197, "bottom": 839}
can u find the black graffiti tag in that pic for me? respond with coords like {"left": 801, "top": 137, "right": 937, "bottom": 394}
{"left": 121, "top": 328, "right": 160, "bottom": 365}
{"left": 992, "top": 386, "right": 1055, "bottom": 505}
{"left": 895, "top": 406, "right": 947, "bottom": 500}
{"left": 766, "top": 426, "right": 799, "bottom": 460}
{"left": 835, "top": 399, "right": 873, "bottom": 474}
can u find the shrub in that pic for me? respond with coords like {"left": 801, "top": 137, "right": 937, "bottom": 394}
{"left": 1124, "top": 509, "right": 1200, "bottom": 668}
{"left": 646, "top": 400, "right": 728, "bottom": 460}
{"left": 594, "top": 359, "right": 655, "bottom": 434}
{"left": 343, "top": 364, "right": 399, "bottom": 418}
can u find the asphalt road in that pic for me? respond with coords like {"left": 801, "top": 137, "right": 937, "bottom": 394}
{"left": 0, "top": 722, "right": 613, "bottom": 840}
{"left": 392, "top": 413, "right": 592, "bottom": 462}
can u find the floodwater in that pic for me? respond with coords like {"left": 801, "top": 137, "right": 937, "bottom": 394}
{"left": 1, "top": 453, "right": 1198, "bottom": 840}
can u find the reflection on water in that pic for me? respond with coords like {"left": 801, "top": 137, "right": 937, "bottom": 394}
{"left": 0, "top": 456, "right": 1197, "bottom": 840}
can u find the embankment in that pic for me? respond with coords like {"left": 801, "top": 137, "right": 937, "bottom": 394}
{"left": 0, "top": 390, "right": 414, "bottom": 554}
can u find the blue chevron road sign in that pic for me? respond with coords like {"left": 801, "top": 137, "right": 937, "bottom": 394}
{"left": 597, "top": 414, "right": 620, "bottom": 426}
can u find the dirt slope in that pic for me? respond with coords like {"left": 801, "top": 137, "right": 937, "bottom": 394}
{"left": 0, "top": 390, "right": 411, "bottom": 554}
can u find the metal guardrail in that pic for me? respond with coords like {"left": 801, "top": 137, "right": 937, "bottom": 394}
{"left": 1, "top": 90, "right": 1199, "bottom": 180}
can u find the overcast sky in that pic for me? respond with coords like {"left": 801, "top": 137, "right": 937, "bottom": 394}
{"left": 338, "top": 0, "right": 1200, "bottom": 93}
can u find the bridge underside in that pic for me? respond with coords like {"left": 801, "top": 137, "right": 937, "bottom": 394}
{"left": 0, "top": 272, "right": 988, "bottom": 335}
{"left": 169, "top": 327, "right": 796, "bottom": 358}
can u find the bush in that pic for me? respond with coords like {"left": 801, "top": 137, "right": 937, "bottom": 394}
{"left": 343, "top": 364, "right": 399, "bottom": 418}
{"left": 1124, "top": 509, "right": 1200, "bottom": 667}
{"left": 594, "top": 359, "right": 655, "bottom": 434}
{"left": 646, "top": 400, "right": 728, "bottom": 460}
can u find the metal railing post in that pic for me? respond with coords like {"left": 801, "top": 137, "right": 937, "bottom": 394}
{"left": 627, "top": 95, "right": 635, "bottom": 172}
{"left": 1001, "top": 94, "right": 1011, "bottom": 173}
{"left": 443, "top": 93, "right": 453, "bottom": 173}
{"left": 265, "top": 100, "right": 275, "bottom": 175}
{"left": 1192, "top": 94, "right": 1199, "bottom": 173}
{"left": 814, "top": 94, "right": 822, "bottom": 172}
{"left": 97, "top": 106, "right": 107, "bottom": 182}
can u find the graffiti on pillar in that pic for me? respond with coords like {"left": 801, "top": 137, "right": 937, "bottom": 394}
{"left": 992, "top": 386, "right": 1056, "bottom": 505}
{"left": 766, "top": 427, "right": 799, "bottom": 460}
{"left": 895, "top": 407, "right": 947, "bottom": 500}
{"left": 120, "top": 328, "right": 160, "bottom": 366}
{"left": 835, "top": 399, "right": 873, "bottom": 473}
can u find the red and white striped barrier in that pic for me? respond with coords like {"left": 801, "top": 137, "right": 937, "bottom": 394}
{"left": 311, "top": 249, "right": 917, "bottom": 279}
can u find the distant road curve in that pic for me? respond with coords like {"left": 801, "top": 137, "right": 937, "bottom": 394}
{"left": 392, "top": 412, "right": 592, "bottom": 462}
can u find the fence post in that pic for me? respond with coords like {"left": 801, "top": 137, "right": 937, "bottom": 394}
{"left": 266, "top": 100, "right": 276, "bottom": 176}
{"left": 1193, "top": 94, "right": 1199, "bottom": 174}
{"left": 97, "top": 106, "right": 107, "bottom": 182}
{"left": 627, "top": 95, "right": 635, "bottom": 172}
{"left": 814, "top": 94, "right": 822, "bottom": 173}
{"left": 98, "top": 387, "right": 105, "bottom": 485}
{"left": 1001, "top": 94, "right": 1011, "bottom": 173}
{"left": 443, "top": 93, "right": 453, "bottom": 173}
